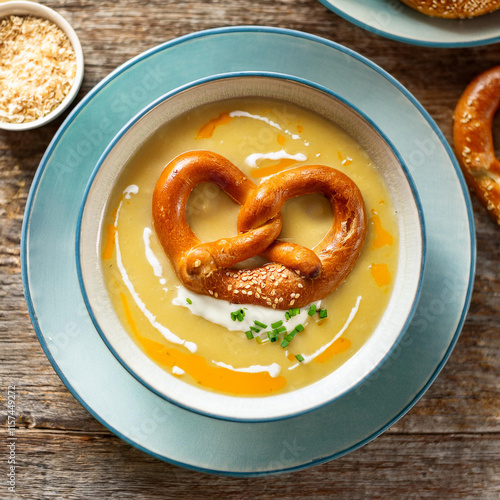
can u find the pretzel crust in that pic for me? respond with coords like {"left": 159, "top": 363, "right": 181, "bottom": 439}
{"left": 399, "top": 0, "right": 500, "bottom": 18}
{"left": 152, "top": 151, "right": 366, "bottom": 309}
{"left": 453, "top": 66, "right": 500, "bottom": 226}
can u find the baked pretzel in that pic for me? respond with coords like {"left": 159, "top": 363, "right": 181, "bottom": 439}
{"left": 153, "top": 151, "right": 366, "bottom": 309}
{"left": 399, "top": 0, "right": 500, "bottom": 18}
{"left": 454, "top": 66, "right": 500, "bottom": 226}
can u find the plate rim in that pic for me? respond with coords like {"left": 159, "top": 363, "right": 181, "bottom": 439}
{"left": 20, "top": 25, "right": 476, "bottom": 476}
{"left": 317, "top": 0, "right": 500, "bottom": 47}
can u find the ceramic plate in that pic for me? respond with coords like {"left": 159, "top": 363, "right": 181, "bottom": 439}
{"left": 318, "top": 0, "right": 500, "bottom": 47}
{"left": 22, "top": 26, "right": 475, "bottom": 476}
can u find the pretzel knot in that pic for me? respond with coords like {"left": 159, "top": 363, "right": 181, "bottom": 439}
{"left": 152, "top": 150, "right": 367, "bottom": 310}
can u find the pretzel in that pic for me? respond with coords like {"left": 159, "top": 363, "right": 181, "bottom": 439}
{"left": 152, "top": 151, "right": 366, "bottom": 309}
{"left": 453, "top": 66, "right": 500, "bottom": 226}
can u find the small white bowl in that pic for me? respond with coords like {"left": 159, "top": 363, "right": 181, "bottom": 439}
{"left": 78, "top": 73, "right": 425, "bottom": 422}
{"left": 0, "top": 1, "right": 84, "bottom": 131}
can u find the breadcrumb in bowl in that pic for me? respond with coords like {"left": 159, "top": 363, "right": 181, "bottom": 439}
{"left": 0, "top": 1, "right": 84, "bottom": 131}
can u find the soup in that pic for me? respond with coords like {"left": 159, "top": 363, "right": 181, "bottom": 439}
{"left": 100, "top": 97, "right": 398, "bottom": 397}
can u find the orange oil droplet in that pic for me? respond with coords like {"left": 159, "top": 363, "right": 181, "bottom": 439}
{"left": 297, "top": 124, "right": 304, "bottom": 133}
{"left": 195, "top": 111, "right": 233, "bottom": 139}
{"left": 315, "top": 337, "right": 352, "bottom": 364}
{"left": 101, "top": 224, "right": 117, "bottom": 260}
{"left": 370, "top": 263, "right": 391, "bottom": 287}
{"left": 370, "top": 209, "right": 394, "bottom": 249}
{"left": 119, "top": 293, "right": 287, "bottom": 395}
{"left": 250, "top": 158, "right": 298, "bottom": 178}
{"left": 277, "top": 133, "right": 286, "bottom": 146}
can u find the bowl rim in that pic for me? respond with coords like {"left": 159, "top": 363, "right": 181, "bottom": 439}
{"left": 76, "top": 71, "right": 426, "bottom": 422}
{"left": 0, "top": 0, "right": 84, "bottom": 131}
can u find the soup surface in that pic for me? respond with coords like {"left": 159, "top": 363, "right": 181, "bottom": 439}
{"left": 100, "top": 97, "right": 398, "bottom": 397}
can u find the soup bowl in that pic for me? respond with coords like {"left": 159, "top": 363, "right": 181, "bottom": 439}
{"left": 78, "top": 72, "right": 425, "bottom": 422}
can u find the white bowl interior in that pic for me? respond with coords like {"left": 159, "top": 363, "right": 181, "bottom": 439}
{"left": 79, "top": 74, "right": 424, "bottom": 421}
{"left": 0, "top": 1, "right": 84, "bottom": 131}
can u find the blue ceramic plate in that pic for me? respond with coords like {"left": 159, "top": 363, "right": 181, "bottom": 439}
{"left": 318, "top": 0, "right": 500, "bottom": 47}
{"left": 22, "top": 26, "right": 475, "bottom": 476}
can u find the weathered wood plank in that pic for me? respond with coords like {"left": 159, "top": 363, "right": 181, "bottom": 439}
{"left": 0, "top": 0, "right": 498, "bottom": 497}
{"left": 5, "top": 430, "right": 499, "bottom": 499}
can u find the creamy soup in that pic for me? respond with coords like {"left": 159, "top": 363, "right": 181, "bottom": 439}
{"left": 100, "top": 97, "right": 398, "bottom": 397}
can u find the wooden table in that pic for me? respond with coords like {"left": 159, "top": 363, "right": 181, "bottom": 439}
{"left": 1, "top": 1, "right": 499, "bottom": 497}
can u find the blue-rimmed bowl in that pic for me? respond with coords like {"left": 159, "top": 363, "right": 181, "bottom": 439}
{"left": 77, "top": 72, "right": 425, "bottom": 422}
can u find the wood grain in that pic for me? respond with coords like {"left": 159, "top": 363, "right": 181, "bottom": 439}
{"left": 1, "top": 0, "right": 499, "bottom": 498}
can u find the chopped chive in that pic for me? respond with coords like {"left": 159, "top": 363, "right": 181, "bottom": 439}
{"left": 319, "top": 308, "right": 328, "bottom": 319}
{"left": 293, "top": 308, "right": 301, "bottom": 315}
{"left": 254, "top": 320, "right": 267, "bottom": 329}
{"left": 288, "top": 308, "right": 297, "bottom": 317}
{"left": 255, "top": 336, "right": 263, "bottom": 344}
{"left": 308, "top": 304, "right": 317, "bottom": 316}
{"left": 284, "top": 333, "right": 294, "bottom": 342}
{"left": 267, "top": 331, "right": 278, "bottom": 342}
{"left": 295, "top": 354, "right": 305, "bottom": 362}
{"left": 186, "top": 298, "right": 192, "bottom": 305}
{"left": 285, "top": 312, "right": 290, "bottom": 321}
{"left": 296, "top": 323, "right": 304, "bottom": 332}
{"left": 249, "top": 325, "right": 260, "bottom": 333}
{"left": 271, "top": 320, "right": 283, "bottom": 329}
{"left": 281, "top": 339, "right": 289, "bottom": 348}
{"left": 275, "top": 325, "right": 286, "bottom": 334}
{"left": 245, "top": 330, "right": 254, "bottom": 339}
{"left": 231, "top": 309, "right": 245, "bottom": 321}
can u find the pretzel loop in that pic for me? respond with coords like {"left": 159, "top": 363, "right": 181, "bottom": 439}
{"left": 454, "top": 65, "right": 500, "bottom": 226}
{"left": 153, "top": 151, "right": 367, "bottom": 309}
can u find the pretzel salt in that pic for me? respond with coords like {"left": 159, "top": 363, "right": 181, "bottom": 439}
{"left": 454, "top": 66, "right": 500, "bottom": 225}
{"left": 153, "top": 151, "right": 367, "bottom": 309}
